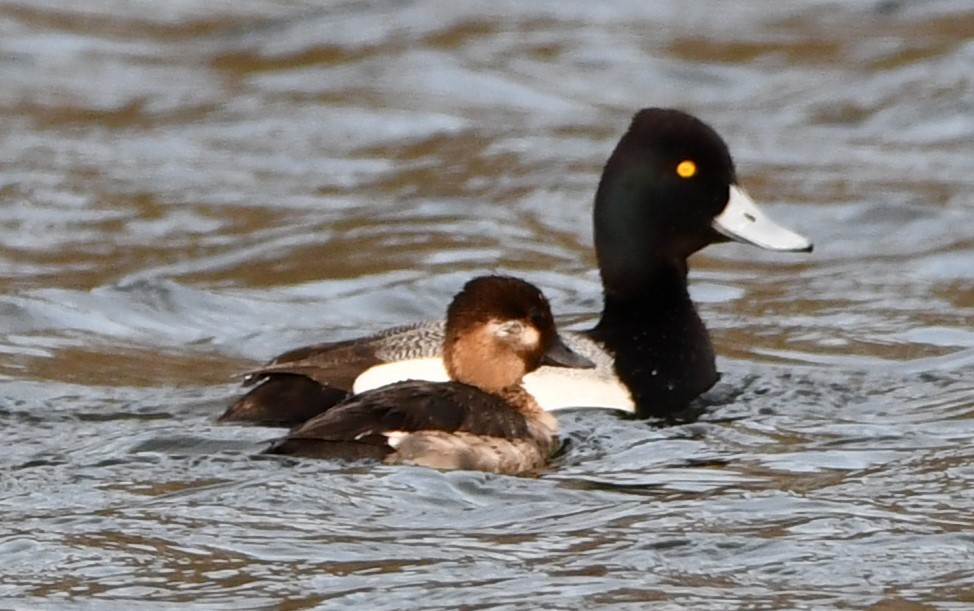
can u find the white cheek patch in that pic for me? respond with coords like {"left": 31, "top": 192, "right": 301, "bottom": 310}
{"left": 353, "top": 358, "right": 450, "bottom": 394}
{"left": 520, "top": 326, "right": 541, "bottom": 349}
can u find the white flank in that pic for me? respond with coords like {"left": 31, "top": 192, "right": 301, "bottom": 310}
{"left": 353, "top": 357, "right": 635, "bottom": 414}
{"left": 522, "top": 368, "right": 635, "bottom": 413}
{"left": 353, "top": 358, "right": 450, "bottom": 394}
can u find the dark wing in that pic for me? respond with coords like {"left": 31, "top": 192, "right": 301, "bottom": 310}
{"left": 220, "top": 374, "right": 350, "bottom": 427}
{"left": 219, "top": 320, "right": 446, "bottom": 427}
{"left": 265, "top": 381, "right": 531, "bottom": 459}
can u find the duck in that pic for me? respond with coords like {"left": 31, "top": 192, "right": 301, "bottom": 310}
{"left": 221, "top": 107, "right": 812, "bottom": 425}
{"left": 264, "top": 275, "right": 594, "bottom": 474}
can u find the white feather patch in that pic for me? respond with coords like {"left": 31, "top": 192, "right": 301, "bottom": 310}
{"left": 352, "top": 358, "right": 450, "bottom": 394}
{"left": 382, "top": 430, "right": 410, "bottom": 448}
{"left": 522, "top": 368, "right": 635, "bottom": 413}
{"left": 520, "top": 325, "right": 541, "bottom": 349}
{"left": 352, "top": 357, "right": 635, "bottom": 414}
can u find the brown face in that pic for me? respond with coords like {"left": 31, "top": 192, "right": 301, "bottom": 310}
{"left": 443, "top": 276, "right": 556, "bottom": 390}
{"left": 446, "top": 276, "right": 555, "bottom": 348}
{"left": 443, "top": 276, "right": 593, "bottom": 390}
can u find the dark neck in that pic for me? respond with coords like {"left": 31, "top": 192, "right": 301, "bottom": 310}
{"left": 590, "top": 262, "right": 718, "bottom": 419}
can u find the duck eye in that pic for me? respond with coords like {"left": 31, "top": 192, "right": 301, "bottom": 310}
{"left": 676, "top": 160, "right": 697, "bottom": 179}
{"left": 495, "top": 320, "right": 524, "bottom": 338}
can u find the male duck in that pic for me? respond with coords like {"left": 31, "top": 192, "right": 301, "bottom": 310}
{"left": 223, "top": 108, "right": 812, "bottom": 424}
{"left": 265, "top": 275, "right": 593, "bottom": 474}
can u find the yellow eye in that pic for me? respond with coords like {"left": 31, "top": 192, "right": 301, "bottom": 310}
{"left": 676, "top": 160, "right": 697, "bottom": 179}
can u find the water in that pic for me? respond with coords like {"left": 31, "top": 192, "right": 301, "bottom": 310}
{"left": 2, "top": 1, "right": 973, "bottom": 608}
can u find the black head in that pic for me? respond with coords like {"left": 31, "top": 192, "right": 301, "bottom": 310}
{"left": 594, "top": 109, "right": 736, "bottom": 284}
{"left": 594, "top": 108, "right": 811, "bottom": 294}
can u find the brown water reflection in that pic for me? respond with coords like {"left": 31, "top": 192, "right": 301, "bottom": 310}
{"left": 2, "top": 1, "right": 973, "bottom": 608}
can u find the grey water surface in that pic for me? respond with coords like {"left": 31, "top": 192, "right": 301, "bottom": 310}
{"left": 1, "top": 1, "right": 973, "bottom": 609}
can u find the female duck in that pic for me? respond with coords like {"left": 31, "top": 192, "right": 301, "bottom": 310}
{"left": 265, "top": 275, "right": 593, "bottom": 474}
{"left": 224, "top": 108, "right": 812, "bottom": 424}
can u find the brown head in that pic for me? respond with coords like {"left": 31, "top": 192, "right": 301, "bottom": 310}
{"left": 443, "top": 275, "right": 593, "bottom": 393}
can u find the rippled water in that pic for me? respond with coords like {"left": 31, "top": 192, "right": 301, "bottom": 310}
{"left": 2, "top": 1, "right": 973, "bottom": 608}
